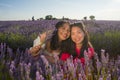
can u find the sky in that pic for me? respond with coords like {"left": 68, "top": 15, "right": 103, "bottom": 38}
{"left": 0, "top": 0, "right": 120, "bottom": 20}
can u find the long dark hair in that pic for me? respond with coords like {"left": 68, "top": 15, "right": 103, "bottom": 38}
{"left": 68, "top": 22, "right": 92, "bottom": 59}
{"left": 50, "top": 21, "right": 70, "bottom": 50}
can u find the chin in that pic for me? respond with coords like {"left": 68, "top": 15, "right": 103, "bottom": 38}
{"left": 62, "top": 38, "right": 66, "bottom": 40}
{"left": 75, "top": 41, "right": 82, "bottom": 44}
{"left": 62, "top": 37, "right": 67, "bottom": 40}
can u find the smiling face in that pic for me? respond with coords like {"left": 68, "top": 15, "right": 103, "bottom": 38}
{"left": 71, "top": 26, "right": 85, "bottom": 45}
{"left": 58, "top": 23, "right": 70, "bottom": 41}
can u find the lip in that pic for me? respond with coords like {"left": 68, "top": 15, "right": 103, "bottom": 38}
{"left": 74, "top": 38, "right": 81, "bottom": 42}
{"left": 75, "top": 39, "right": 80, "bottom": 42}
{"left": 62, "top": 34, "right": 67, "bottom": 38}
{"left": 63, "top": 36, "right": 67, "bottom": 39}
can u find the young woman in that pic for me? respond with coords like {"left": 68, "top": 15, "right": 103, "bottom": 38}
{"left": 29, "top": 21, "right": 70, "bottom": 63}
{"left": 60, "top": 22, "right": 94, "bottom": 64}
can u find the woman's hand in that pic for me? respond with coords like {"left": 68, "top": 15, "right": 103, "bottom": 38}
{"left": 29, "top": 45, "right": 41, "bottom": 56}
{"left": 39, "top": 32, "right": 47, "bottom": 46}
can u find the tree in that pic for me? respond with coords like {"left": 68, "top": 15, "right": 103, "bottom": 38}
{"left": 40, "top": 18, "right": 44, "bottom": 20}
{"left": 45, "top": 15, "right": 53, "bottom": 20}
{"left": 89, "top": 15, "right": 95, "bottom": 20}
{"left": 52, "top": 18, "right": 57, "bottom": 20}
{"left": 83, "top": 16, "right": 87, "bottom": 20}
{"left": 32, "top": 16, "right": 35, "bottom": 21}
{"left": 62, "top": 16, "right": 69, "bottom": 20}
{"left": 62, "top": 16, "right": 65, "bottom": 20}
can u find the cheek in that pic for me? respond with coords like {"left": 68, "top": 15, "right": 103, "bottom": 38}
{"left": 79, "top": 34, "right": 83, "bottom": 39}
{"left": 80, "top": 34, "right": 85, "bottom": 42}
{"left": 67, "top": 32, "right": 70, "bottom": 37}
{"left": 58, "top": 31, "right": 62, "bottom": 37}
{"left": 58, "top": 30, "right": 64, "bottom": 39}
{"left": 81, "top": 33, "right": 85, "bottom": 39}
{"left": 71, "top": 35, "right": 75, "bottom": 41}
{"left": 79, "top": 32, "right": 84, "bottom": 38}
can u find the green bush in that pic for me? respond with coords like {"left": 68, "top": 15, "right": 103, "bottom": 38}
{"left": 0, "top": 33, "right": 37, "bottom": 50}
{"left": 0, "top": 31, "right": 120, "bottom": 56}
{"left": 90, "top": 31, "right": 120, "bottom": 57}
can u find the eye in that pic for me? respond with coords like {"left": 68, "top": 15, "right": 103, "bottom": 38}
{"left": 78, "top": 30, "right": 83, "bottom": 33}
{"left": 61, "top": 27, "right": 65, "bottom": 30}
{"left": 67, "top": 29, "right": 70, "bottom": 32}
{"left": 78, "top": 31, "right": 81, "bottom": 33}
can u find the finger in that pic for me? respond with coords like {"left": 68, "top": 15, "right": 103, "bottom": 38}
{"left": 43, "top": 32, "right": 47, "bottom": 38}
{"left": 32, "top": 48, "right": 39, "bottom": 53}
{"left": 36, "top": 45, "right": 41, "bottom": 49}
{"left": 35, "top": 46, "right": 40, "bottom": 49}
{"left": 32, "top": 46, "right": 38, "bottom": 51}
{"left": 39, "top": 34, "right": 41, "bottom": 38}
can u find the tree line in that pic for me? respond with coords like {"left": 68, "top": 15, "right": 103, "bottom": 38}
{"left": 31, "top": 15, "right": 95, "bottom": 21}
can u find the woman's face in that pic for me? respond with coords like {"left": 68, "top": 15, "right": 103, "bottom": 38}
{"left": 58, "top": 23, "right": 70, "bottom": 41}
{"left": 71, "top": 26, "right": 85, "bottom": 45}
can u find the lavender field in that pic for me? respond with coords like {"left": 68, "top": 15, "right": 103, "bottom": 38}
{"left": 0, "top": 20, "right": 120, "bottom": 80}
{"left": 0, "top": 20, "right": 120, "bottom": 55}
{"left": 0, "top": 20, "right": 78, "bottom": 50}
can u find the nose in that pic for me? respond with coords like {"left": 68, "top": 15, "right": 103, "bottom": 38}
{"left": 74, "top": 34, "right": 79, "bottom": 38}
{"left": 63, "top": 29, "right": 68, "bottom": 34}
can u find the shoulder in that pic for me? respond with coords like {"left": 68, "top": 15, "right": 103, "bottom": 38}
{"left": 88, "top": 42, "right": 93, "bottom": 48}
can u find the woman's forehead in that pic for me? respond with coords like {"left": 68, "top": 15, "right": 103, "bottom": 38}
{"left": 71, "top": 27, "right": 83, "bottom": 32}
{"left": 71, "top": 26, "right": 81, "bottom": 29}
{"left": 60, "top": 23, "right": 70, "bottom": 28}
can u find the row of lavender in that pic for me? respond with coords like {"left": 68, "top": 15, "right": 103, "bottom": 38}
{"left": 0, "top": 42, "right": 120, "bottom": 80}
{"left": 1, "top": 20, "right": 120, "bottom": 35}
{"left": 0, "top": 20, "right": 57, "bottom": 37}
{"left": 0, "top": 20, "right": 79, "bottom": 35}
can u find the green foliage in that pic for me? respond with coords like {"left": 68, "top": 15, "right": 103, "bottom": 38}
{"left": 45, "top": 15, "right": 53, "bottom": 20}
{"left": 0, "top": 33, "right": 6, "bottom": 42}
{"left": 0, "top": 62, "right": 13, "bottom": 80}
{"left": 32, "top": 16, "right": 35, "bottom": 21}
{"left": 0, "top": 32, "right": 37, "bottom": 50}
{"left": 89, "top": 15, "right": 95, "bottom": 20}
{"left": 83, "top": 16, "right": 87, "bottom": 20}
{"left": 90, "top": 31, "right": 120, "bottom": 57}
{"left": 0, "top": 31, "right": 120, "bottom": 56}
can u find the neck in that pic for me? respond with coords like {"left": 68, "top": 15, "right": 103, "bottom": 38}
{"left": 59, "top": 40, "right": 62, "bottom": 42}
{"left": 76, "top": 43, "right": 82, "bottom": 49}
{"left": 58, "top": 38, "right": 62, "bottom": 42}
